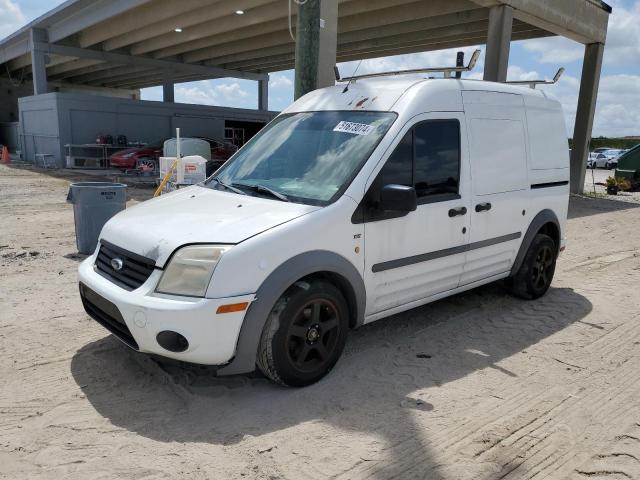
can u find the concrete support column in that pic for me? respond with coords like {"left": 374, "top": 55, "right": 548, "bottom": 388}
{"left": 483, "top": 5, "right": 513, "bottom": 82}
{"left": 30, "top": 28, "right": 49, "bottom": 95}
{"left": 570, "top": 43, "right": 605, "bottom": 194}
{"left": 294, "top": 0, "right": 338, "bottom": 99}
{"left": 258, "top": 78, "right": 269, "bottom": 110}
{"left": 162, "top": 71, "right": 174, "bottom": 103}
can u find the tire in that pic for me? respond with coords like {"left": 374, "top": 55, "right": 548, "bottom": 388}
{"left": 256, "top": 280, "right": 349, "bottom": 387}
{"left": 506, "top": 233, "right": 557, "bottom": 300}
{"left": 606, "top": 162, "right": 612, "bottom": 170}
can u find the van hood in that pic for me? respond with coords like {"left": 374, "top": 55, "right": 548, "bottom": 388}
{"left": 100, "top": 185, "right": 319, "bottom": 267}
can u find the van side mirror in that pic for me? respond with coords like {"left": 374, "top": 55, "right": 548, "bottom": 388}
{"left": 380, "top": 184, "right": 417, "bottom": 212}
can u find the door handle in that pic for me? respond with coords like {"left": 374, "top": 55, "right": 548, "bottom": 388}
{"left": 475, "top": 202, "right": 492, "bottom": 212}
{"left": 448, "top": 206, "right": 467, "bottom": 218}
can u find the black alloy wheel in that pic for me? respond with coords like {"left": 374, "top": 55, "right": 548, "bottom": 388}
{"left": 531, "top": 243, "right": 555, "bottom": 292}
{"left": 506, "top": 233, "right": 557, "bottom": 300}
{"left": 257, "top": 281, "right": 349, "bottom": 387}
{"left": 285, "top": 299, "right": 341, "bottom": 373}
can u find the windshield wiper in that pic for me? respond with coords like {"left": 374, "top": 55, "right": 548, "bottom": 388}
{"left": 232, "top": 183, "right": 290, "bottom": 202}
{"left": 211, "top": 177, "right": 246, "bottom": 195}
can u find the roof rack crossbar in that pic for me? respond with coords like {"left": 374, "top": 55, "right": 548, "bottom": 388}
{"left": 505, "top": 68, "right": 565, "bottom": 89}
{"left": 336, "top": 49, "right": 481, "bottom": 83}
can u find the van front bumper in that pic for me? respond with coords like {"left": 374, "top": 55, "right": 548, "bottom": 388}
{"left": 78, "top": 256, "right": 254, "bottom": 365}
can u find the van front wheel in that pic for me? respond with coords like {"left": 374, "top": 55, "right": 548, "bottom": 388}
{"left": 506, "top": 233, "right": 557, "bottom": 300}
{"left": 257, "top": 280, "right": 349, "bottom": 387}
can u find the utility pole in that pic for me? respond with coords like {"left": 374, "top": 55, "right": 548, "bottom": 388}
{"left": 294, "top": 0, "right": 320, "bottom": 100}
{"left": 294, "top": 0, "right": 338, "bottom": 100}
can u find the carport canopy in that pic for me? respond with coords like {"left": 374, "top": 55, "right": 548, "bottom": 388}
{"left": 0, "top": 0, "right": 611, "bottom": 193}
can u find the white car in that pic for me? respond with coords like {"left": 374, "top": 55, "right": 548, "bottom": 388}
{"left": 589, "top": 149, "right": 625, "bottom": 169}
{"left": 79, "top": 78, "right": 569, "bottom": 386}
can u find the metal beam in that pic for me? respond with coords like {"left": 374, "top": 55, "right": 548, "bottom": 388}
{"left": 32, "top": 42, "right": 267, "bottom": 82}
{"left": 484, "top": 4, "right": 512, "bottom": 82}
{"left": 570, "top": 43, "right": 605, "bottom": 194}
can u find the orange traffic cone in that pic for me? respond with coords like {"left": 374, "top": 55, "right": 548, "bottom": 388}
{"left": 1, "top": 146, "right": 9, "bottom": 164}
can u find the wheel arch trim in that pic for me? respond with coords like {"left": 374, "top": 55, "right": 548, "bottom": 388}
{"left": 217, "top": 250, "right": 366, "bottom": 376}
{"left": 510, "top": 209, "right": 561, "bottom": 276}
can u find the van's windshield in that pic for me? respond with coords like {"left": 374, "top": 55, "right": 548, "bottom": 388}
{"left": 206, "top": 111, "right": 397, "bottom": 205}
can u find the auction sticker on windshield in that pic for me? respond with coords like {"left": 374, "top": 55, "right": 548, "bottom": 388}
{"left": 333, "top": 121, "right": 375, "bottom": 136}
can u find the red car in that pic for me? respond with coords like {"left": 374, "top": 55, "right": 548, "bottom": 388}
{"left": 109, "top": 140, "right": 165, "bottom": 172}
{"left": 109, "top": 137, "right": 237, "bottom": 175}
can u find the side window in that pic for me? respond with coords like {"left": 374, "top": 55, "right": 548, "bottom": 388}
{"left": 378, "top": 129, "right": 412, "bottom": 186}
{"left": 353, "top": 120, "right": 461, "bottom": 223}
{"left": 414, "top": 121, "right": 460, "bottom": 198}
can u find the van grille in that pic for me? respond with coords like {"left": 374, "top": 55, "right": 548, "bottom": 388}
{"left": 95, "top": 240, "right": 156, "bottom": 291}
{"left": 79, "top": 283, "right": 139, "bottom": 350}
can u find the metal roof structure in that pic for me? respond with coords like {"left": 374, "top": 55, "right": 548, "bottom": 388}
{"left": 0, "top": 0, "right": 611, "bottom": 91}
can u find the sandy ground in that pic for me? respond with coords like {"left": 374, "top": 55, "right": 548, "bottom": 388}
{"left": 2, "top": 163, "right": 640, "bottom": 480}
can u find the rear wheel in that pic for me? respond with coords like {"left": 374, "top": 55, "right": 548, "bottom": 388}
{"left": 506, "top": 233, "right": 557, "bottom": 300}
{"left": 257, "top": 280, "right": 349, "bottom": 387}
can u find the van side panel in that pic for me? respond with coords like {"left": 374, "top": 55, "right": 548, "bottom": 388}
{"left": 524, "top": 96, "right": 570, "bottom": 172}
{"left": 469, "top": 118, "right": 528, "bottom": 195}
{"left": 461, "top": 91, "right": 531, "bottom": 284}
{"left": 523, "top": 95, "right": 569, "bottom": 249}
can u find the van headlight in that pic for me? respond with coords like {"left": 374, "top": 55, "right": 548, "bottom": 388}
{"left": 156, "top": 245, "right": 230, "bottom": 297}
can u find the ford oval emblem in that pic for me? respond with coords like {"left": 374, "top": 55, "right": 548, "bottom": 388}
{"left": 111, "top": 258, "right": 124, "bottom": 271}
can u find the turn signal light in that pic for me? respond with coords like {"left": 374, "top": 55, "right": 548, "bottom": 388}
{"left": 216, "top": 302, "right": 249, "bottom": 314}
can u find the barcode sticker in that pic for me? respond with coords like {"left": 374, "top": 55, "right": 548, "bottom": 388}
{"left": 333, "top": 121, "right": 375, "bottom": 136}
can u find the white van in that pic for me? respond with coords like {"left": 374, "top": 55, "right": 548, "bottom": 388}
{"left": 78, "top": 78, "right": 569, "bottom": 387}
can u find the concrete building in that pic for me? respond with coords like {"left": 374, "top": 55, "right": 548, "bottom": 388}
{"left": 0, "top": 0, "right": 610, "bottom": 192}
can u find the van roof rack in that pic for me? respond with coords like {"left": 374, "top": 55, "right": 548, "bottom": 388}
{"left": 505, "top": 68, "right": 565, "bottom": 89}
{"left": 335, "top": 49, "right": 481, "bottom": 83}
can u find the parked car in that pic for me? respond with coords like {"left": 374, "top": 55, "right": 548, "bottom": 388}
{"left": 109, "top": 140, "right": 165, "bottom": 172}
{"left": 79, "top": 78, "right": 569, "bottom": 387}
{"left": 109, "top": 137, "right": 237, "bottom": 174}
{"left": 588, "top": 149, "right": 624, "bottom": 169}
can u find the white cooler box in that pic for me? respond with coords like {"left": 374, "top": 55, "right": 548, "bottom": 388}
{"left": 159, "top": 155, "right": 208, "bottom": 193}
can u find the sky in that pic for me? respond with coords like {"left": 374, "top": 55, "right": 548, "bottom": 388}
{"left": 2, "top": 0, "right": 639, "bottom": 137}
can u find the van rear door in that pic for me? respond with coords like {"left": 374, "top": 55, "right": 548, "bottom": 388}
{"left": 461, "top": 91, "right": 529, "bottom": 285}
